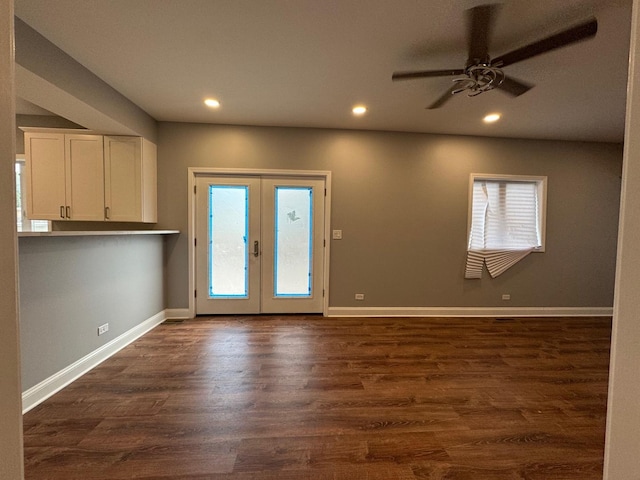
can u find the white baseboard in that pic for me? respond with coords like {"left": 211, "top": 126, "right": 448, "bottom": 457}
{"left": 165, "top": 308, "right": 191, "bottom": 320}
{"left": 22, "top": 310, "right": 167, "bottom": 414}
{"left": 327, "top": 306, "right": 613, "bottom": 318}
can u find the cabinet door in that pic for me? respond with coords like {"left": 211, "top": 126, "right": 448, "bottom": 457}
{"left": 66, "top": 135, "right": 105, "bottom": 221}
{"left": 104, "top": 136, "right": 142, "bottom": 222}
{"left": 141, "top": 139, "right": 157, "bottom": 223}
{"left": 25, "top": 132, "right": 66, "bottom": 220}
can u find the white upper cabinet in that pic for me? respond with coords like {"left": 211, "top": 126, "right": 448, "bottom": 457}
{"left": 24, "top": 129, "right": 157, "bottom": 223}
{"left": 104, "top": 136, "right": 157, "bottom": 223}
{"left": 65, "top": 134, "right": 105, "bottom": 221}
{"left": 25, "top": 132, "right": 66, "bottom": 220}
{"left": 25, "top": 132, "right": 104, "bottom": 221}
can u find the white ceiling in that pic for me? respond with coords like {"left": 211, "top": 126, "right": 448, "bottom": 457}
{"left": 14, "top": 0, "right": 632, "bottom": 143}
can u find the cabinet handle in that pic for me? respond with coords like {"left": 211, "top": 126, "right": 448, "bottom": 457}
{"left": 105, "top": 206, "right": 110, "bottom": 220}
{"left": 253, "top": 240, "right": 260, "bottom": 257}
{"left": 66, "top": 206, "right": 71, "bottom": 219}
{"left": 60, "top": 206, "right": 65, "bottom": 219}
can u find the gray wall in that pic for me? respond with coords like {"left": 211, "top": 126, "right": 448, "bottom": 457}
{"left": 604, "top": 0, "right": 640, "bottom": 476}
{"left": 19, "top": 235, "right": 165, "bottom": 390}
{"left": 157, "top": 122, "right": 622, "bottom": 310}
{"left": 1, "top": 0, "right": 24, "bottom": 477}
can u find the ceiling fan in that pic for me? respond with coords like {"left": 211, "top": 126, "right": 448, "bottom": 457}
{"left": 392, "top": 4, "right": 598, "bottom": 109}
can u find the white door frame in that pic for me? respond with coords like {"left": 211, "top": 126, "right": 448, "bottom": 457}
{"left": 187, "top": 167, "right": 332, "bottom": 318}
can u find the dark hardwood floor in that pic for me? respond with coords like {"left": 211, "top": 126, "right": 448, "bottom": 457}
{"left": 23, "top": 316, "right": 611, "bottom": 479}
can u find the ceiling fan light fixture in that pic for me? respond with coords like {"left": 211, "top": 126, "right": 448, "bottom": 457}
{"left": 452, "top": 65, "right": 505, "bottom": 97}
{"left": 483, "top": 113, "right": 501, "bottom": 123}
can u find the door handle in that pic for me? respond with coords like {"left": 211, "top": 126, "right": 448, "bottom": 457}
{"left": 253, "top": 240, "right": 260, "bottom": 257}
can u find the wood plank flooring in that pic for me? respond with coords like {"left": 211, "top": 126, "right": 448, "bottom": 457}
{"left": 23, "top": 316, "right": 611, "bottom": 479}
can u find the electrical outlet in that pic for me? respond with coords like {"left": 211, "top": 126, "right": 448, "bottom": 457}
{"left": 98, "top": 323, "right": 109, "bottom": 336}
{"left": 332, "top": 229, "right": 343, "bottom": 240}
{"left": 502, "top": 294, "right": 511, "bottom": 301}
{"left": 355, "top": 293, "right": 365, "bottom": 300}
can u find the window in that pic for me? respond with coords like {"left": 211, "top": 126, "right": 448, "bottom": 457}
{"left": 274, "top": 186, "right": 313, "bottom": 297}
{"left": 465, "top": 174, "right": 546, "bottom": 278}
{"left": 15, "top": 158, "right": 50, "bottom": 232}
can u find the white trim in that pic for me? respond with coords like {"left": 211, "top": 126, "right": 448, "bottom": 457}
{"left": 189, "top": 167, "right": 332, "bottom": 177}
{"left": 323, "top": 175, "right": 332, "bottom": 315}
{"left": 22, "top": 310, "right": 167, "bottom": 414}
{"left": 187, "top": 167, "right": 332, "bottom": 318}
{"left": 327, "top": 306, "right": 613, "bottom": 318}
{"left": 165, "top": 308, "right": 191, "bottom": 320}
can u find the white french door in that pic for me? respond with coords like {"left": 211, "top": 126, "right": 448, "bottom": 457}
{"left": 195, "top": 175, "right": 325, "bottom": 315}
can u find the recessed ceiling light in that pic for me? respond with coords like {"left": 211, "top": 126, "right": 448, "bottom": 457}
{"left": 204, "top": 98, "right": 220, "bottom": 108}
{"left": 483, "top": 113, "right": 501, "bottom": 123}
{"left": 352, "top": 105, "right": 367, "bottom": 116}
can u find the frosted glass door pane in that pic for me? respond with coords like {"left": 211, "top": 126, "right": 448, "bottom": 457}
{"left": 209, "top": 186, "right": 248, "bottom": 297}
{"left": 274, "top": 187, "right": 312, "bottom": 296}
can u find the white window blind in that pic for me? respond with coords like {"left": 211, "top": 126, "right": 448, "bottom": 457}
{"left": 468, "top": 180, "right": 541, "bottom": 250}
{"left": 465, "top": 175, "right": 546, "bottom": 279}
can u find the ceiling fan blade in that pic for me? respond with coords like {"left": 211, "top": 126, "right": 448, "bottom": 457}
{"left": 467, "top": 4, "right": 498, "bottom": 64}
{"left": 496, "top": 76, "right": 533, "bottom": 96}
{"left": 427, "top": 86, "right": 457, "bottom": 109}
{"left": 392, "top": 69, "right": 465, "bottom": 81}
{"left": 492, "top": 18, "right": 597, "bottom": 68}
